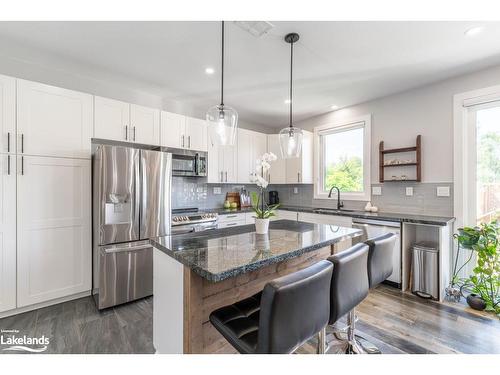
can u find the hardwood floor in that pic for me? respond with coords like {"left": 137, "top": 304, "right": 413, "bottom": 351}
{"left": 1, "top": 285, "right": 498, "bottom": 354}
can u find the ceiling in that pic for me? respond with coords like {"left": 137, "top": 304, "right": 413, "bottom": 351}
{"left": 1, "top": 21, "right": 500, "bottom": 128}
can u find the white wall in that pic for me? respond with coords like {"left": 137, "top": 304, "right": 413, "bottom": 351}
{"left": 295, "top": 63, "right": 500, "bottom": 183}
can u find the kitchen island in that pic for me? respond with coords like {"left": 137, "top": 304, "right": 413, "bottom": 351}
{"left": 151, "top": 219, "right": 361, "bottom": 354}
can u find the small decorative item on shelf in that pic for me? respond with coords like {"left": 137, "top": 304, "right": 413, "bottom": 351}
{"left": 391, "top": 175, "right": 397, "bottom": 181}
{"left": 370, "top": 206, "right": 379, "bottom": 213}
{"left": 466, "top": 293, "right": 487, "bottom": 311}
{"left": 401, "top": 175, "right": 407, "bottom": 181}
{"left": 250, "top": 152, "right": 280, "bottom": 234}
{"left": 364, "top": 202, "right": 372, "bottom": 212}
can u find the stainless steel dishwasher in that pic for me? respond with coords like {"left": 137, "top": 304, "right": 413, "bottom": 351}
{"left": 352, "top": 218, "right": 402, "bottom": 287}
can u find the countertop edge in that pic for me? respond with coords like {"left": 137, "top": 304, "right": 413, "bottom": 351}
{"left": 209, "top": 206, "right": 455, "bottom": 226}
{"left": 150, "top": 226, "right": 361, "bottom": 283}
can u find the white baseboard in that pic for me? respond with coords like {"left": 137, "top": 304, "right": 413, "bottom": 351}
{"left": 0, "top": 290, "right": 91, "bottom": 319}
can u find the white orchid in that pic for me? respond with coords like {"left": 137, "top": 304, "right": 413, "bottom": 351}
{"left": 250, "top": 152, "right": 279, "bottom": 219}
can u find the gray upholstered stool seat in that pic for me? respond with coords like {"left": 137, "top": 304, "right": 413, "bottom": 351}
{"left": 324, "top": 243, "right": 370, "bottom": 354}
{"left": 209, "top": 260, "right": 333, "bottom": 354}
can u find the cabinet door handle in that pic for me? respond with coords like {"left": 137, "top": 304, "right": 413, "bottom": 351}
{"left": 220, "top": 171, "right": 223, "bottom": 182}
{"left": 225, "top": 171, "right": 228, "bottom": 182}
{"left": 181, "top": 135, "right": 185, "bottom": 148}
{"left": 20, "top": 156, "right": 24, "bottom": 175}
{"left": 133, "top": 126, "right": 136, "bottom": 141}
{"left": 297, "top": 172, "right": 300, "bottom": 183}
{"left": 7, "top": 155, "right": 10, "bottom": 175}
{"left": 226, "top": 223, "right": 238, "bottom": 227}
{"left": 226, "top": 215, "right": 238, "bottom": 218}
{"left": 125, "top": 126, "right": 128, "bottom": 141}
{"left": 188, "top": 136, "right": 191, "bottom": 148}
{"left": 21, "top": 134, "right": 24, "bottom": 153}
{"left": 7, "top": 132, "right": 10, "bottom": 153}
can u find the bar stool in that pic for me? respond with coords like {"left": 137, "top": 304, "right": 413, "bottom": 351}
{"left": 357, "top": 232, "right": 397, "bottom": 354}
{"left": 209, "top": 260, "right": 333, "bottom": 354}
{"left": 322, "top": 243, "right": 370, "bottom": 354}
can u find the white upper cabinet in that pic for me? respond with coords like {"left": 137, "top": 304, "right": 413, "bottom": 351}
{"left": 160, "top": 111, "right": 185, "bottom": 148}
{"left": 267, "top": 134, "right": 286, "bottom": 184}
{"left": 237, "top": 128, "right": 253, "bottom": 183}
{"left": 208, "top": 137, "right": 237, "bottom": 183}
{"left": 130, "top": 104, "right": 160, "bottom": 145}
{"left": 16, "top": 156, "right": 91, "bottom": 307}
{"left": 94, "top": 96, "right": 130, "bottom": 142}
{"left": 160, "top": 111, "right": 207, "bottom": 152}
{"left": 0, "top": 75, "right": 15, "bottom": 154}
{"left": 285, "top": 130, "right": 313, "bottom": 184}
{"left": 0, "top": 151, "right": 16, "bottom": 312}
{"left": 17, "top": 80, "right": 93, "bottom": 159}
{"left": 185, "top": 117, "right": 207, "bottom": 152}
{"left": 238, "top": 129, "right": 267, "bottom": 183}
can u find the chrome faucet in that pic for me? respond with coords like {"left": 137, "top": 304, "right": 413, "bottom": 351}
{"left": 327, "top": 186, "right": 344, "bottom": 210}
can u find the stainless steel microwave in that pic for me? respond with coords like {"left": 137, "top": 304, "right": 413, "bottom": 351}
{"left": 171, "top": 148, "right": 207, "bottom": 177}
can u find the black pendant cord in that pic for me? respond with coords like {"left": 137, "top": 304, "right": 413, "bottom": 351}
{"left": 289, "top": 39, "right": 293, "bottom": 129}
{"left": 220, "top": 20, "right": 224, "bottom": 107}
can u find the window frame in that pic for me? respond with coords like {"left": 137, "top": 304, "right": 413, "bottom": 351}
{"left": 313, "top": 114, "right": 371, "bottom": 201}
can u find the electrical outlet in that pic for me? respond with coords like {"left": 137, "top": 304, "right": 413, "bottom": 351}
{"left": 293, "top": 187, "right": 299, "bottom": 194}
{"left": 372, "top": 186, "right": 382, "bottom": 196}
{"left": 436, "top": 186, "right": 450, "bottom": 197}
{"left": 213, "top": 187, "right": 222, "bottom": 195}
{"left": 406, "top": 187, "right": 413, "bottom": 196}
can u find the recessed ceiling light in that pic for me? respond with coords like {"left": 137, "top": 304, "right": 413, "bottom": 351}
{"left": 330, "top": 105, "right": 338, "bottom": 110}
{"left": 464, "top": 27, "right": 484, "bottom": 37}
{"left": 284, "top": 99, "right": 291, "bottom": 104}
{"left": 205, "top": 67, "right": 215, "bottom": 75}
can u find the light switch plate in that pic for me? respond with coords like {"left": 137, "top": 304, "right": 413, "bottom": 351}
{"left": 372, "top": 186, "right": 382, "bottom": 196}
{"left": 437, "top": 186, "right": 450, "bottom": 197}
{"left": 213, "top": 187, "right": 222, "bottom": 195}
{"left": 293, "top": 187, "right": 299, "bottom": 194}
{"left": 406, "top": 187, "right": 413, "bottom": 196}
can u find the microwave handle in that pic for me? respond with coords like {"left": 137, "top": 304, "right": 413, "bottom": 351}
{"left": 194, "top": 153, "right": 199, "bottom": 175}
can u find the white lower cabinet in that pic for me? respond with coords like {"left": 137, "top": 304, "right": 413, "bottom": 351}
{"left": 298, "top": 212, "right": 352, "bottom": 227}
{"left": 16, "top": 156, "right": 91, "bottom": 307}
{"left": 272, "top": 210, "right": 298, "bottom": 221}
{"left": 217, "top": 213, "right": 246, "bottom": 228}
{"left": 0, "top": 153, "right": 16, "bottom": 312}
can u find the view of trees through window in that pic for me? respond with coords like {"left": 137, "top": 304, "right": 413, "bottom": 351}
{"left": 322, "top": 126, "right": 364, "bottom": 192}
{"left": 476, "top": 106, "right": 500, "bottom": 224}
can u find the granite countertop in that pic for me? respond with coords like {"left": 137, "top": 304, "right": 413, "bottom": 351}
{"left": 151, "top": 220, "right": 361, "bottom": 282}
{"left": 206, "top": 205, "right": 455, "bottom": 226}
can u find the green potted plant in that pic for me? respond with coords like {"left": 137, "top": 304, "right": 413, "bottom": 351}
{"left": 462, "top": 222, "right": 500, "bottom": 315}
{"left": 250, "top": 152, "right": 280, "bottom": 234}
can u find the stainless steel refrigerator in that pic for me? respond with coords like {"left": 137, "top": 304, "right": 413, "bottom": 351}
{"left": 92, "top": 144, "right": 172, "bottom": 309}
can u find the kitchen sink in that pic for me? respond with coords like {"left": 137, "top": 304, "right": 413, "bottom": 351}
{"left": 312, "top": 208, "right": 355, "bottom": 214}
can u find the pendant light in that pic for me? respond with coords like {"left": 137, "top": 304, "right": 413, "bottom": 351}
{"left": 279, "top": 33, "right": 303, "bottom": 159}
{"left": 207, "top": 21, "right": 238, "bottom": 146}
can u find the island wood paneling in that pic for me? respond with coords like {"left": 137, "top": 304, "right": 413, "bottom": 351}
{"left": 183, "top": 244, "right": 335, "bottom": 354}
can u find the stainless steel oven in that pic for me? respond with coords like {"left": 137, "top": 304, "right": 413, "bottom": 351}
{"left": 171, "top": 148, "right": 207, "bottom": 177}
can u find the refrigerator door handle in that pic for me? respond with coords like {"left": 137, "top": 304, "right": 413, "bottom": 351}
{"left": 103, "top": 244, "right": 152, "bottom": 254}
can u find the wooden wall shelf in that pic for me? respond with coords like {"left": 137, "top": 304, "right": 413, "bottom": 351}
{"left": 379, "top": 135, "right": 421, "bottom": 183}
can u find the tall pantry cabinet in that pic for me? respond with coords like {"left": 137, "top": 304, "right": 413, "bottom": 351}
{"left": 0, "top": 77, "right": 92, "bottom": 313}
{"left": 0, "top": 75, "right": 16, "bottom": 313}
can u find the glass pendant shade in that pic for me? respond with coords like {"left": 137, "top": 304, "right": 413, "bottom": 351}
{"left": 207, "top": 104, "right": 238, "bottom": 146}
{"left": 279, "top": 126, "right": 303, "bottom": 158}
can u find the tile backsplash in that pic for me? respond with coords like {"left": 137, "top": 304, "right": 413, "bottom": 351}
{"left": 172, "top": 177, "right": 453, "bottom": 217}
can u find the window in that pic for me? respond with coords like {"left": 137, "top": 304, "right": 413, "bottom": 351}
{"left": 469, "top": 102, "right": 500, "bottom": 224}
{"left": 314, "top": 115, "right": 371, "bottom": 200}
{"left": 455, "top": 85, "right": 500, "bottom": 228}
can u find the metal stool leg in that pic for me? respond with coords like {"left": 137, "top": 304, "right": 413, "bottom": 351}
{"left": 317, "top": 327, "right": 326, "bottom": 354}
